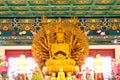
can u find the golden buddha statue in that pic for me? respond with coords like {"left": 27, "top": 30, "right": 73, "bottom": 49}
{"left": 45, "top": 24, "right": 78, "bottom": 76}
{"left": 32, "top": 17, "right": 89, "bottom": 80}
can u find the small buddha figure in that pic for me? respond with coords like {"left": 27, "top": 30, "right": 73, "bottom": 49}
{"left": 57, "top": 68, "right": 65, "bottom": 80}
{"left": 51, "top": 72, "right": 56, "bottom": 80}
{"left": 66, "top": 72, "right": 72, "bottom": 80}
{"left": 18, "top": 55, "right": 27, "bottom": 74}
{"left": 94, "top": 54, "right": 104, "bottom": 80}
{"left": 18, "top": 55, "right": 28, "bottom": 80}
{"left": 94, "top": 54, "right": 103, "bottom": 73}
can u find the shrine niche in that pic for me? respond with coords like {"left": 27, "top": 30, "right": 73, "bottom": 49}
{"left": 32, "top": 17, "right": 89, "bottom": 80}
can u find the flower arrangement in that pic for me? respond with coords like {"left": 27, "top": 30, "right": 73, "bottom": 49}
{"left": 0, "top": 53, "right": 8, "bottom": 79}
{"left": 31, "top": 66, "right": 44, "bottom": 80}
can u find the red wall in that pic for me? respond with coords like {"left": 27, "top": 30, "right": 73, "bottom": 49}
{"left": 89, "top": 49, "right": 115, "bottom": 58}
{"left": 5, "top": 49, "right": 115, "bottom": 60}
{"left": 5, "top": 49, "right": 32, "bottom": 61}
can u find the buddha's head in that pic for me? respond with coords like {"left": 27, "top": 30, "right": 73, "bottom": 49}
{"left": 96, "top": 54, "right": 101, "bottom": 59}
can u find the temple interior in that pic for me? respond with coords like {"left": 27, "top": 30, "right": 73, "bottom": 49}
{"left": 0, "top": 0, "right": 120, "bottom": 80}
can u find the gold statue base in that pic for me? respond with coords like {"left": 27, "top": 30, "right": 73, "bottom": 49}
{"left": 32, "top": 17, "right": 89, "bottom": 80}
{"left": 44, "top": 70, "right": 78, "bottom": 80}
{"left": 44, "top": 58, "right": 79, "bottom": 75}
{"left": 43, "top": 58, "right": 79, "bottom": 80}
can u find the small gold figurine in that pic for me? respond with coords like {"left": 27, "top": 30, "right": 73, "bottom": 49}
{"left": 57, "top": 68, "right": 66, "bottom": 80}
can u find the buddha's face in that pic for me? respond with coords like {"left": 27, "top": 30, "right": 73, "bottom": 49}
{"left": 96, "top": 54, "right": 100, "bottom": 58}
{"left": 56, "top": 33, "right": 64, "bottom": 43}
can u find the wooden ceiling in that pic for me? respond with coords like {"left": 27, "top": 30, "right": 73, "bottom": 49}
{"left": 0, "top": 0, "right": 120, "bottom": 17}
